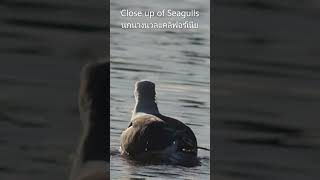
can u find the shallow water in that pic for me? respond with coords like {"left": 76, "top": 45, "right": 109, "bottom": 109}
{"left": 110, "top": 0, "right": 211, "bottom": 179}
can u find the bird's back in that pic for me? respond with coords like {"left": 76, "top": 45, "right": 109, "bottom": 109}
{"left": 120, "top": 113, "right": 198, "bottom": 166}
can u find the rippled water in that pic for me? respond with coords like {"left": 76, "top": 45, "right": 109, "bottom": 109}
{"left": 0, "top": 1, "right": 106, "bottom": 179}
{"left": 2, "top": 0, "right": 320, "bottom": 179}
{"left": 110, "top": 0, "right": 210, "bottom": 179}
{"left": 214, "top": 0, "right": 320, "bottom": 179}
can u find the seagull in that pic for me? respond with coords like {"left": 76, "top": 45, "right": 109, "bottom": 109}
{"left": 120, "top": 80, "right": 199, "bottom": 167}
{"left": 69, "top": 61, "right": 109, "bottom": 180}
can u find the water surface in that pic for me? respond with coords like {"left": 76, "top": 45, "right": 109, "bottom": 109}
{"left": 213, "top": 0, "right": 320, "bottom": 179}
{"left": 110, "top": 0, "right": 211, "bottom": 179}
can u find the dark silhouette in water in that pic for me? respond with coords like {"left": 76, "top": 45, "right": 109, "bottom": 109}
{"left": 69, "top": 61, "right": 109, "bottom": 180}
{"left": 120, "top": 80, "right": 199, "bottom": 167}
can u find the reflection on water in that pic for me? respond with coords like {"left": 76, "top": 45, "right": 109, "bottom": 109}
{"left": 214, "top": 0, "right": 320, "bottom": 179}
{"left": 110, "top": 0, "right": 210, "bottom": 179}
{"left": 0, "top": 0, "right": 106, "bottom": 179}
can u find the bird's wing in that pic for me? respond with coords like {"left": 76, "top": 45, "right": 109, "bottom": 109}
{"left": 120, "top": 114, "right": 174, "bottom": 157}
{"left": 156, "top": 114, "right": 198, "bottom": 154}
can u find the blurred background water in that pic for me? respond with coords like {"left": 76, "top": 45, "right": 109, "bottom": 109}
{"left": 214, "top": 0, "right": 320, "bottom": 179}
{"left": 2, "top": 0, "right": 320, "bottom": 180}
{"left": 0, "top": 0, "right": 106, "bottom": 179}
{"left": 110, "top": 0, "right": 210, "bottom": 179}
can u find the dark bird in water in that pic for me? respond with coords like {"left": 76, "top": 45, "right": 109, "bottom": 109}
{"left": 69, "top": 61, "right": 109, "bottom": 180}
{"left": 120, "top": 80, "right": 199, "bottom": 167}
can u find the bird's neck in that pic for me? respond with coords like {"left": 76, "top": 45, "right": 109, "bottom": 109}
{"left": 79, "top": 108, "right": 108, "bottom": 162}
{"left": 132, "top": 96, "right": 160, "bottom": 116}
{"left": 78, "top": 88, "right": 108, "bottom": 162}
